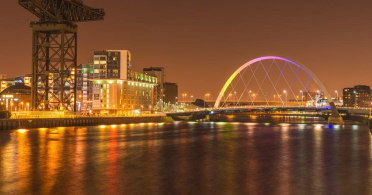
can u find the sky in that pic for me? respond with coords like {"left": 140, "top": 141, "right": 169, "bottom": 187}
{"left": 1, "top": 0, "right": 372, "bottom": 100}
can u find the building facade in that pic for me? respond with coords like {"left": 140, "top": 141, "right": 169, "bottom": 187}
{"left": 0, "top": 83, "right": 31, "bottom": 112}
{"left": 91, "top": 74, "right": 157, "bottom": 115}
{"left": 164, "top": 82, "right": 178, "bottom": 104}
{"left": 92, "top": 50, "right": 131, "bottom": 80}
{"left": 343, "top": 85, "right": 371, "bottom": 107}
{"left": 78, "top": 50, "right": 158, "bottom": 114}
{"left": 143, "top": 67, "right": 165, "bottom": 104}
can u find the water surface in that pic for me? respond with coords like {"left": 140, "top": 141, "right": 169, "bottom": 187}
{"left": 0, "top": 117, "right": 371, "bottom": 194}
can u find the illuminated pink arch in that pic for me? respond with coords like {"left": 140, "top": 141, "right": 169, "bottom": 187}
{"left": 214, "top": 56, "right": 334, "bottom": 108}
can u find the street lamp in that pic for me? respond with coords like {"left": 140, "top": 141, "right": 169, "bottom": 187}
{"left": 249, "top": 91, "right": 252, "bottom": 104}
{"left": 182, "top": 93, "right": 187, "bottom": 101}
{"left": 205, "top": 93, "right": 210, "bottom": 101}
{"left": 283, "top": 90, "right": 287, "bottom": 106}
{"left": 234, "top": 91, "right": 237, "bottom": 106}
{"left": 300, "top": 90, "right": 303, "bottom": 106}
{"left": 191, "top": 95, "right": 194, "bottom": 102}
{"left": 335, "top": 90, "right": 338, "bottom": 104}
{"left": 252, "top": 93, "right": 256, "bottom": 102}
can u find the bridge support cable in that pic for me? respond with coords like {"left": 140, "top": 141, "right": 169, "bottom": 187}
{"left": 303, "top": 75, "right": 316, "bottom": 104}
{"left": 235, "top": 61, "right": 270, "bottom": 107}
{"left": 258, "top": 60, "right": 285, "bottom": 105}
{"left": 286, "top": 63, "right": 302, "bottom": 106}
{"left": 214, "top": 56, "right": 343, "bottom": 124}
{"left": 255, "top": 60, "right": 275, "bottom": 106}
{"left": 273, "top": 60, "right": 301, "bottom": 107}
{"left": 287, "top": 64, "right": 316, "bottom": 104}
{"left": 220, "top": 62, "right": 261, "bottom": 108}
{"left": 265, "top": 60, "right": 287, "bottom": 106}
{"left": 248, "top": 64, "right": 270, "bottom": 106}
{"left": 237, "top": 72, "right": 255, "bottom": 106}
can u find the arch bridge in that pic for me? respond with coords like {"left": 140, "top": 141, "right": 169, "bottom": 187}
{"left": 212, "top": 56, "right": 343, "bottom": 124}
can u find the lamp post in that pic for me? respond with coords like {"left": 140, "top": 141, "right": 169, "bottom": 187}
{"left": 191, "top": 95, "right": 193, "bottom": 102}
{"left": 205, "top": 93, "right": 210, "bottom": 101}
{"left": 252, "top": 93, "right": 257, "bottom": 106}
{"left": 283, "top": 90, "right": 287, "bottom": 106}
{"left": 249, "top": 91, "right": 252, "bottom": 105}
{"left": 182, "top": 93, "right": 187, "bottom": 101}
{"left": 300, "top": 90, "right": 303, "bottom": 106}
{"left": 234, "top": 91, "right": 237, "bottom": 106}
{"left": 335, "top": 90, "right": 338, "bottom": 105}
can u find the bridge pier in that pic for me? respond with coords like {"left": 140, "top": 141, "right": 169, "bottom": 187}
{"left": 328, "top": 116, "right": 344, "bottom": 124}
{"left": 328, "top": 102, "right": 344, "bottom": 124}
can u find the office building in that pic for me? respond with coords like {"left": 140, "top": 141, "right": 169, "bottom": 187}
{"left": 343, "top": 85, "right": 371, "bottom": 107}
{"left": 86, "top": 50, "right": 158, "bottom": 114}
{"left": 143, "top": 67, "right": 165, "bottom": 103}
{"left": 164, "top": 82, "right": 178, "bottom": 104}
{"left": 92, "top": 50, "right": 131, "bottom": 79}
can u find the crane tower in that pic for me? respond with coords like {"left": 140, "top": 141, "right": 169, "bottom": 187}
{"left": 19, "top": 0, "right": 105, "bottom": 111}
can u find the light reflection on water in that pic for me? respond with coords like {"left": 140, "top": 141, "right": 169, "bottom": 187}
{"left": 0, "top": 117, "right": 371, "bottom": 194}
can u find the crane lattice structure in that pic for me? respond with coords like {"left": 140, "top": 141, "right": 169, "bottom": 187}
{"left": 19, "top": 0, "right": 105, "bottom": 111}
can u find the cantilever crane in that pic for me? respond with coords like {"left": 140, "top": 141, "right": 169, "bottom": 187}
{"left": 19, "top": 0, "right": 105, "bottom": 111}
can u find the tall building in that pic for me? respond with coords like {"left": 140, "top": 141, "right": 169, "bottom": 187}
{"left": 164, "top": 82, "right": 178, "bottom": 104}
{"left": 93, "top": 50, "right": 131, "bottom": 79}
{"left": 76, "top": 63, "right": 94, "bottom": 111}
{"left": 343, "top": 85, "right": 371, "bottom": 107}
{"left": 143, "top": 67, "right": 165, "bottom": 103}
{"left": 86, "top": 50, "right": 158, "bottom": 114}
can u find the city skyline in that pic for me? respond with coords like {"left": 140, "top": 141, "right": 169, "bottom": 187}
{"left": 0, "top": 1, "right": 371, "bottom": 194}
{"left": 1, "top": 0, "right": 372, "bottom": 99}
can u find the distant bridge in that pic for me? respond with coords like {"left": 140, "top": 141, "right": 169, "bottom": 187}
{"left": 166, "top": 106, "right": 371, "bottom": 122}
{"left": 185, "top": 56, "right": 345, "bottom": 124}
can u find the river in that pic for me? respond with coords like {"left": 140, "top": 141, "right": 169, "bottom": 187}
{"left": 0, "top": 116, "right": 371, "bottom": 194}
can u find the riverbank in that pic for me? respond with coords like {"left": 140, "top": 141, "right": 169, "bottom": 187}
{"left": 0, "top": 116, "right": 164, "bottom": 130}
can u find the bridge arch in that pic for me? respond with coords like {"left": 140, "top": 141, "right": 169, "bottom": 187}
{"left": 214, "top": 56, "right": 342, "bottom": 123}
{"left": 214, "top": 56, "right": 335, "bottom": 108}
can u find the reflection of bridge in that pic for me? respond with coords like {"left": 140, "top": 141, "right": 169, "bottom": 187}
{"left": 180, "top": 100, "right": 305, "bottom": 107}
{"left": 167, "top": 106, "right": 371, "bottom": 122}
{"left": 200, "top": 56, "right": 344, "bottom": 124}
